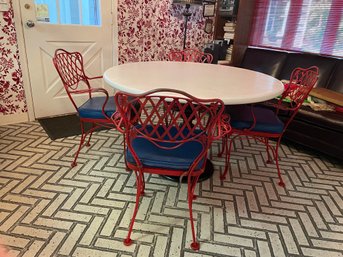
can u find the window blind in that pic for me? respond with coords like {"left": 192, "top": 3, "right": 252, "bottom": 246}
{"left": 249, "top": 0, "right": 343, "bottom": 57}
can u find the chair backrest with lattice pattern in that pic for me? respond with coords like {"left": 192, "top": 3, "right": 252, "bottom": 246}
{"left": 276, "top": 66, "right": 319, "bottom": 132}
{"left": 279, "top": 66, "right": 319, "bottom": 110}
{"left": 53, "top": 49, "right": 89, "bottom": 92}
{"left": 114, "top": 89, "right": 223, "bottom": 149}
{"left": 168, "top": 49, "right": 213, "bottom": 64}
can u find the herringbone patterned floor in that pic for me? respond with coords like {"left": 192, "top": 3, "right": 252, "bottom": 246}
{"left": 0, "top": 121, "right": 342, "bottom": 257}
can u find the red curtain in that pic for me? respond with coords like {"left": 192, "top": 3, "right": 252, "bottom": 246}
{"left": 249, "top": 0, "right": 343, "bottom": 57}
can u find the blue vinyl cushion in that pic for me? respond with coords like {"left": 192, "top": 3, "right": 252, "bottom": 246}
{"left": 78, "top": 96, "right": 116, "bottom": 119}
{"left": 126, "top": 126, "right": 206, "bottom": 171}
{"left": 226, "top": 105, "right": 284, "bottom": 134}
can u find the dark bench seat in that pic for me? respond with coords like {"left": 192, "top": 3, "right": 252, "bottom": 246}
{"left": 237, "top": 47, "right": 343, "bottom": 160}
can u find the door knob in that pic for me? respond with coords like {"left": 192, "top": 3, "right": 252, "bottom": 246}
{"left": 26, "top": 20, "right": 35, "bottom": 28}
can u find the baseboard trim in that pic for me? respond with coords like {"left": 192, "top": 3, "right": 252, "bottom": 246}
{"left": 0, "top": 113, "right": 29, "bottom": 126}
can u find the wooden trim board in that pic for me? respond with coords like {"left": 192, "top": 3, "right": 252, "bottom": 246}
{"left": 309, "top": 88, "right": 343, "bottom": 107}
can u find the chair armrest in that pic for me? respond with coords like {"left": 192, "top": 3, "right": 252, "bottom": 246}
{"left": 71, "top": 88, "right": 109, "bottom": 102}
{"left": 70, "top": 87, "right": 108, "bottom": 96}
{"left": 87, "top": 75, "right": 103, "bottom": 80}
{"left": 110, "top": 111, "right": 125, "bottom": 133}
{"left": 71, "top": 88, "right": 111, "bottom": 119}
{"left": 213, "top": 113, "right": 232, "bottom": 140}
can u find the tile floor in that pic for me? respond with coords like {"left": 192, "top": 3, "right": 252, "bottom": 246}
{"left": 0, "top": 121, "right": 342, "bottom": 257}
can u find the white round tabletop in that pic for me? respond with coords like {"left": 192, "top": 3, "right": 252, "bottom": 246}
{"left": 103, "top": 61, "right": 284, "bottom": 105}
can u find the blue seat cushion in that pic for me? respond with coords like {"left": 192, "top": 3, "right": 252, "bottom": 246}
{"left": 226, "top": 105, "right": 284, "bottom": 134}
{"left": 78, "top": 96, "right": 116, "bottom": 119}
{"left": 126, "top": 126, "right": 206, "bottom": 171}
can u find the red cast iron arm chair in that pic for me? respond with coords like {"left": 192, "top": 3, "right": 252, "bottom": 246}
{"left": 168, "top": 48, "right": 213, "bottom": 63}
{"left": 219, "top": 66, "right": 319, "bottom": 187}
{"left": 53, "top": 49, "right": 116, "bottom": 167}
{"left": 110, "top": 88, "right": 229, "bottom": 250}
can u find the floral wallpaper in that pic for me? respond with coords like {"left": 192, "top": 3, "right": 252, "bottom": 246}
{"left": 117, "top": 0, "right": 213, "bottom": 63}
{"left": 0, "top": 1, "right": 26, "bottom": 115}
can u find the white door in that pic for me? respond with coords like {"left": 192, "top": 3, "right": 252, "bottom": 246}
{"left": 20, "top": 0, "right": 115, "bottom": 118}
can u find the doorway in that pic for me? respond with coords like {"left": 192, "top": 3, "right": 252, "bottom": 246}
{"left": 17, "top": 0, "right": 116, "bottom": 118}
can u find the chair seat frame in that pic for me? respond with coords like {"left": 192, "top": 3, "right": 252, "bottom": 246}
{"left": 111, "top": 88, "right": 230, "bottom": 250}
{"left": 53, "top": 49, "right": 115, "bottom": 167}
{"left": 219, "top": 66, "right": 319, "bottom": 187}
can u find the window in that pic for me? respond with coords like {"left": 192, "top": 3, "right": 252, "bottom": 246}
{"left": 333, "top": 18, "right": 343, "bottom": 56}
{"left": 250, "top": 0, "right": 343, "bottom": 57}
{"left": 34, "top": 0, "right": 101, "bottom": 26}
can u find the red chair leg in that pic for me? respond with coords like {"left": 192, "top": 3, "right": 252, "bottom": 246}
{"left": 274, "top": 139, "right": 285, "bottom": 187}
{"left": 72, "top": 121, "right": 86, "bottom": 167}
{"left": 86, "top": 123, "right": 95, "bottom": 147}
{"left": 140, "top": 172, "right": 145, "bottom": 196}
{"left": 124, "top": 170, "right": 144, "bottom": 246}
{"left": 220, "top": 137, "right": 233, "bottom": 180}
{"left": 123, "top": 136, "right": 131, "bottom": 171}
{"left": 265, "top": 138, "right": 273, "bottom": 164}
{"left": 217, "top": 136, "right": 226, "bottom": 157}
{"left": 188, "top": 176, "right": 200, "bottom": 250}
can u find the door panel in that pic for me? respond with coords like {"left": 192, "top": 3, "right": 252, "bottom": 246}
{"left": 20, "top": 0, "right": 114, "bottom": 118}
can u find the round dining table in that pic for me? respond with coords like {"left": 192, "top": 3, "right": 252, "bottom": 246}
{"left": 103, "top": 61, "right": 284, "bottom": 105}
{"left": 103, "top": 61, "right": 284, "bottom": 181}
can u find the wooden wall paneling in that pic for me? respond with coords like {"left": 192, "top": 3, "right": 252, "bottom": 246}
{"left": 231, "top": 0, "right": 256, "bottom": 66}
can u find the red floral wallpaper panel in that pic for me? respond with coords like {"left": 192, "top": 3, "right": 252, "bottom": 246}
{"left": 117, "top": 0, "right": 213, "bottom": 63}
{"left": 0, "top": 2, "right": 26, "bottom": 115}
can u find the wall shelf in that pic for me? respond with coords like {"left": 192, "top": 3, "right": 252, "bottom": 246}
{"left": 213, "top": 0, "right": 238, "bottom": 40}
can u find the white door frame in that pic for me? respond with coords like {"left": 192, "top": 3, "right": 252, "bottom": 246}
{"left": 12, "top": 0, "right": 119, "bottom": 121}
